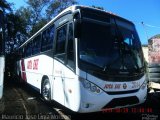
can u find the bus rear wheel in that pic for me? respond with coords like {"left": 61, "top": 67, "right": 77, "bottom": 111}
{"left": 41, "top": 79, "right": 51, "bottom": 101}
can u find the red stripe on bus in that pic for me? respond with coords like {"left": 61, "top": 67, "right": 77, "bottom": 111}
{"left": 21, "top": 59, "right": 27, "bottom": 81}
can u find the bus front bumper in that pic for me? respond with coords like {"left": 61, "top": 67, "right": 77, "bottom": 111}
{"left": 78, "top": 85, "right": 147, "bottom": 113}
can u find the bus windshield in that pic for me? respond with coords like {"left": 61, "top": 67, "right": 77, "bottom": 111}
{"left": 78, "top": 18, "right": 144, "bottom": 74}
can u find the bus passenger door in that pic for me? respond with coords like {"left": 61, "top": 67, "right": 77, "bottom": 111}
{"left": 53, "top": 24, "right": 68, "bottom": 105}
{"left": 53, "top": 21, "right": 77, "bottom": 109}
{"left": 62, "top": 22, "right": 76, "bottom": 108}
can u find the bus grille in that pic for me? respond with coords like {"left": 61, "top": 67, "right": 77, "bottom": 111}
{"left": 102, "top": 96, "right": 139, "bottom": 108}
{"left": 106, "top": 89, "right": 139, "bottom": 95}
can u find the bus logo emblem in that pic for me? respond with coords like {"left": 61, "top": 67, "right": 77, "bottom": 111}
{"left": 123, "top": 83, "right": 127, "bottom": 89}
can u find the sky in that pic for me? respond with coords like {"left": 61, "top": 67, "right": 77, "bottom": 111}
{"left": 8, "top": 0, "right": 160, "bottom": 45}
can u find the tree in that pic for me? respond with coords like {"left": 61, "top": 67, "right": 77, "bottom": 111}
{"left": 7, "top": 13, "right": 28, "bottom": 50}
{"left": 16, "top": 0, "right": 77, "bottom": 37}
{"left": 46, "top": 0, "right": 77, "bottom": 20}
{"left": 0, "top": 0, "right": 14, "bottom": 53}
{"left": 16, "top": 7, "right": 33, "bottom": 35}
{"left": 149, "top": 34, "right": 160, "bottom": 40}
{"left": 30, "top": 18, "right": 48, "bottom": 35}
{"left": 26, "top": 0, "right": 50, "bottom": 22}
{"left": 0, "top": 0, "right": 30, "bottom": 52}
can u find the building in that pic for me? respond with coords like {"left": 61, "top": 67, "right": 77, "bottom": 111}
{"left": 142, "top": 45, "right": 148, "bottom": 63}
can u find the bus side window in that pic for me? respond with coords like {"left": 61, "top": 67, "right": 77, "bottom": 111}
{"left": 66, "top": 23, "right": 75, "bottom": 70}
{"left": 32, "top": 34, "right": 41, "bottom": 55}
{"left": 55, "top": 24, "right": 67, "bottom": 62}
{"left": 25, "top": 42, "right": 32, "bottom": 57}
{"left": 41, "top": 25, "right": 54, "bottom": 52}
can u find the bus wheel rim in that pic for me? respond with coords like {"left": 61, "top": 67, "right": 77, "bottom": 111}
{"left": 42, "top": 80, "right": 50, "bottom": 101}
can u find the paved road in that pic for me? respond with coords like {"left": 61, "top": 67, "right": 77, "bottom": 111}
{"left": 0, "top": 79, "right": 160, "bottom": 120}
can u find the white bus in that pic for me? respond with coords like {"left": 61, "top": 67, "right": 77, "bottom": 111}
{"left": 15, "top": 5, "right": 147, "bottom": 113}
{"left": 0, "top": 9, "right": 5, "bottom": 99}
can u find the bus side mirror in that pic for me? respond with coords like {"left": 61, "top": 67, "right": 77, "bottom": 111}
{"left": 74, "top": 19, "right": 81, "bottom": 38}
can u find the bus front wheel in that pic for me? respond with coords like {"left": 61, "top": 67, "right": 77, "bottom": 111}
{"left": 41, "top": 79, "right": 51, "bottom": 101}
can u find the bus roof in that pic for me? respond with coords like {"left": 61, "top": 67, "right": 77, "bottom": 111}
{"left": 19, "top": 5, "right": 133, "bottom": 48}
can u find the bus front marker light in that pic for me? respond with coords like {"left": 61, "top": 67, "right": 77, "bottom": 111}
{"left": 96, "top": 89, "right": 100, "bottom": 93}
{"left": 90, "top": 86, "right": 97, "bottom": 92}
{"left": 82, "top": 103, "right": 94, "bottom": 108}
{"left": 83, "top": 103, "right": 90, "bottom": 108}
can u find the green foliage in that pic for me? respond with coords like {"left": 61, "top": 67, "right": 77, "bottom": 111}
{"left": 15, "top": 0, "right": 77, "bottom": 36}
{"left": 16, "top": 7, "right": 33, "bottom": 34}
{"left": 26, "top": 0, "right": 50, "bottom": 24}
{"left": 46, "top": 0, "right": 77, "bottom": 20}
{"left": 154, "top": 34, "right": 160, "bottom": 38}
{"left": 30, "top": 18, "right": 48, "bottom": 35}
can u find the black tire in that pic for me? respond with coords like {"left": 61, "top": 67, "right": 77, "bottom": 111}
{"left": 41, "top": 79, "right": 51, "bottom": 101}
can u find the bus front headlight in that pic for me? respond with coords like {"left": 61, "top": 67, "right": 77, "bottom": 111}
{"left": 80, "top": 77, "right": 102, "bottom": 94}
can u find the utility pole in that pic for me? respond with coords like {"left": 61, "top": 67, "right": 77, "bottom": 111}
{"left": 141, "top": 22, "right": 149, "bottom": 40}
